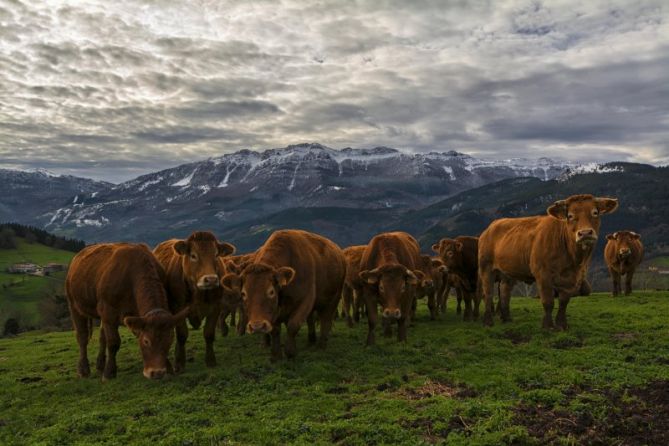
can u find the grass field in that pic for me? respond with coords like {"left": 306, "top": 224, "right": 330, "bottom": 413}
{"left": 0, "top": 239, "right": 75, "bottom": 327}
{"left": 1, "top": 291, "right": 668, "bottom": 445}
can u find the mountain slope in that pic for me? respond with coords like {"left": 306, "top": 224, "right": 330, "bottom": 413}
{"left": 0, "top": 169, "right": 111, "bottom": 225}
{"left": 36, "top": 143, "right": 580, "bottom": 243}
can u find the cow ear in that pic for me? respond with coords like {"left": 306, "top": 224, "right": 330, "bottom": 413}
{"left": 170, "top": 306, "right": 191, "bottom": 325}
{"left": 174, "top": 240, "right": 189, "bottom": 255}
{"left": 606, "top": 233, "right": 616, "bottom": 241}
{"left": 123, "top": 316, "right": 145, "bottom": 335}
{"left": 225, "top": 261, "right": 241, "bottom": 275}
{"left": 221, "top": 273, "right": 241, "bottom": 293}
{"left": 359, "top": 269, "right": 380, "bottom": 284}
{"left": 431, "top": 243, "right": 440, "bottom": 253}
{"left": 275, "top": 267, "right": 296, "bottom": 287}
{"left": 595, "top": 197, "right": 618, "bottom": 215}
{"left": 217, "top": 242, "right": 235, "bottom": 257}
{"left": 438, "top": 265, "right": 448, "bottom": 273}
{"left": 455, "top": 242, "right": 464, "bottom": 251}
{"left": 431, "top": 258, "right": 444, "bottom": 268}
{"left": 407, "top": 269, "right": 423, "bottom": 285}
{"left": 547, "top": 200, "right": 568, "bottom": 220}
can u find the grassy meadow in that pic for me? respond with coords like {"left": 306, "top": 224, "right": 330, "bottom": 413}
{"left": 1, "top": 291, "right": 668, "bottom": 445}
{"left": 0, "top": 238, "right": 74, "bottom": 328}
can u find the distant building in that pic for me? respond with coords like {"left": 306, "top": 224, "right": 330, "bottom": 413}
{"left": 43, "top": 263, "right": 65, "bottom": 274}
{"left": 7, "top": 263, "right": 41, "bottom": 274}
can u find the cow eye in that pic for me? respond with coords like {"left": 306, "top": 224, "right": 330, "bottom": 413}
{"left": 379, "top": 283, "right": 384, "bottom": 292}
{"left": 142, "top": 337, "right": 151, "bottom": 347}
{"left": 241, "top": 291, "right": 247, "bottom": 300}
{"left": 190, "top": 253, "right": 198, "bottom": 262}
{"left": 267, "top": 288, "right": 276, "bottom": 298}
{"left": 592, "top": 209, "right": 599, "bottom": 217}
{"left": 447, "top": 251, "right": 454, "bottom": 257}
{"left": 567, "top": 213, "right": 574, "bottom": 220}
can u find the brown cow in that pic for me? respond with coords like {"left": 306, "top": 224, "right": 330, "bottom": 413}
{"left": 479, "top": 194, "right": 618, "bottom": 329}
{"left": 218, "top": 253, "right": 257, "bottom": 336}
{"left": 605, "top": 231, "right": 644, "bottom": 296}
{"left": 341, "top": 245, "right": 366, "bottom": 327}
{"left": 66, "top": 243, "right": 189, "bottom": 380}
{"left": 153, "top": 231, "right": 235, "bottom": 371}
{"left": 222, "top": 230, "right": 346, "bottom": 361}
{"left": 415, "top": 255, "right": 447, "bottom": 320}
{"left": 432, "top": 236, "right": 480, "bottom": 321}
{"left": 359, "top": 232, "right": 424, "bottom": 345}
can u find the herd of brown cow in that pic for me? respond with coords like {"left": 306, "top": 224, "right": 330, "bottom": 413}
{"left": 65, "top": 193, "right": 644, "bottom": 380}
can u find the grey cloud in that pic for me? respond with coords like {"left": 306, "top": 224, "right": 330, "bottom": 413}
{"left": 0, "top": 0, "right": 667, "bottom": 181}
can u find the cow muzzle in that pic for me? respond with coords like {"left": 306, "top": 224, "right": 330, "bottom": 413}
{"left": 197, "top": 274, "right": 220, "bottom": 290}
{"left": 619, "top": 248, "right": 631, "bottom": 258}
{"left": 143, "top": 367, "right": 167, "bottom": 380}
{"left": 576, "top": 229, "right": 597, "bottom": 244}
{"left": 382, "top": 308, "right": 402, "bottom": 319}
{"left": 247, "top": 319, "right": 272, "bottom": 334}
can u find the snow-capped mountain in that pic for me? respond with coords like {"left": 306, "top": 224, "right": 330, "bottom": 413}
{"left": 0, "top": 168, "right": 111, "bottom": 224}
{"left": 34, "top": 143, "right": 587, "bottom": 243}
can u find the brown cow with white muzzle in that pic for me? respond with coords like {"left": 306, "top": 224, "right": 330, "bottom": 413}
{"left": 605, "top": 231, "right": 644, "bottom": 296}
{"left": 66, "top": 243, "right": 189, "bottom": 380}
{"left": 153, "top": 231, "right": 235, "bottom": 371}
{"left": 222, "top": 230, "right": 346, "bottom": 361}
{"left": 359, "top": 232, "right": 424, "bottom": 345}
{"left": 479, "top": 194, "right": 618, "bottom": 330}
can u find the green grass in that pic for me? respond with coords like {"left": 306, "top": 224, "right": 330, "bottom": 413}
{"left": 0, "top": 239, "right": 74, "bottom": 327}
{"left": 1, "top": 292, "right": 668, "bottom": 445}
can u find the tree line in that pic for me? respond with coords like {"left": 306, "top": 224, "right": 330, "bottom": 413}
{"left": 0, "top": 223, "right": 85, "bottom": 252}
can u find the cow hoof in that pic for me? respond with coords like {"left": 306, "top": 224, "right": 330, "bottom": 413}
{"left": 78, "top": 368, "right": 91, "bottom": 378}
{"left": 205, "top": 358, "right": 216, "bottom": 368}
{"left": 482, "top": 313, "right": 494, "bottom": 327}
{"left": 174, "top": 363, "right": 185, "bottom": 374}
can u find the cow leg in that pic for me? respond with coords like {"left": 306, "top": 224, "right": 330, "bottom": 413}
{"left": 307, "top": 312, "right": 317, "bottom": 345}
{"left": 427, "top": 291, "right": 437, "bottom": 320}
{"left": 70, "top": 308, "right": 91, "bottom": 378}
{"left": 96, "top": 324, "right": 106, "bottom": 374}
{"left": 499, "top": 280, "right": 513, "bottom": 323}
{"left": 624, "top": 270, "right": 635, "bottom": 296}
{"left": 456, "top": 291, "right": 462, "bottom": 315}
{"left": 236, "top": 305, "right": 247, "bottom": 336}
{"left": 463, "top": 290, "right": 473, "bottom": 321}
{"left": 610, "top": 268, "right": 621, "bottom": 296}
{"left": 318, "top": 300, "right": 339, "bottom": 350}
{"left": 285, "top": 320, "right": 301, "bottom": 359}
{"left": 174, "top": 319, "right": 188, "bottom": 373}
{"left": 364, "top": 291, "right": 377, "bottom": 346}
{"left": 270, "top": 324, "right": 282, "bottom": 362}
{"left": 219, "top": 306, "right": 229, "bottom": 337}
{"left": 538, "top": 282, "right": 555, "bottom": 330}
{"left": 102, "top": 322, "right": 120, "bottom": 380}
{"left": 352, "top": 288, "right": 361, "bottom": 323}
{"left": 555, "top": 293, "right": 570, "bottom": 330}
{"left": 397, "top": 317, "right": 408, "bottom": 342}
{"left": 230, "top": 306, "right": 236, "bottom": 327}
{"left": 481, "top": 270, "right": 495, "bottom": 326}
{"left": 203, "top": 305, "right": 220, "bottom": 367}
{"left": 342, "top": 285, "right": 354, "bottom": 328}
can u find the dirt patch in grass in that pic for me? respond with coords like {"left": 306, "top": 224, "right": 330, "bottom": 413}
{"left": 399, "top": 378, "right": 478, "bottom": 400}
{"left": 499, "top": 329, "right": 532, "bottom": 345}
{"left": 550, "top": 337, "right": 584, "bottom": 349}
{"left": 399, "top": 415, "right": 474, "bottom": 444}
{"left": 514, "top": 380, "right": 669, "bottom": 445}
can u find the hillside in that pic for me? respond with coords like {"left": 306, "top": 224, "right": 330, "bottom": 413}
{"left": 1, "top": 293, "right": 668, "bottom": 445}
{"left": 0, "top": 238, "right": 75, "bottom": 328}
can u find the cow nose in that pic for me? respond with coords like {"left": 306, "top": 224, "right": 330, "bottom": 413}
{"left": 247, "top": 320, "right": 271, "bottom": 334}
{"left": 577, "top": 229, "right": 595, "bottom": 239}
{"left": 144, "top": 368, "right": 166, "bottom": 380}
{"left": 200, "top": 275, "right": 220, "bottom": 288}
{"left": 382, "top": 308, "right": 401, "bottom": 319}
{"left": 620, "top": 248, "right": 631, "bottom": 255}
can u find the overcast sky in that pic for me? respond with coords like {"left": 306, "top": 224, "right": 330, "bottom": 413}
{"left": 0, "top": 0, "right": 667, "bottom": 182}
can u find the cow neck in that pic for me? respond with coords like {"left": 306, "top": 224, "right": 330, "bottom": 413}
{"left": 559, "top": 221, "right": 593, "bottom": 268}
{"left": 133, "top": 274, "right": 170, "bottom": 316}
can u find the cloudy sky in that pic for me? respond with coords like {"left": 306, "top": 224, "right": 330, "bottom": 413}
{"left": 0, "top": 0, "right": 667, "bottom": 182}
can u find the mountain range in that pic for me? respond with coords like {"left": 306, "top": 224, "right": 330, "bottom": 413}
{"left": 1, "top": 143, "right": 666, "bottom": 261}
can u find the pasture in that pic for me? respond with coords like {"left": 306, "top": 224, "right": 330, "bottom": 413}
{"left": 1, "top": 292, "right": 668, "bottom": 445}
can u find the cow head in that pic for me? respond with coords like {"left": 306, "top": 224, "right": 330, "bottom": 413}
{"left": 432, "top": 238, "right": 465, "bottom": 271}
{"left": 173, "top": 231, "right": 235, "bottom": 291}
{"left": 123, "top": 307, "right": 190, "bottom": 379}
{"left": 221, "top": 259, "right": 243, "bottom": 308}
{"left": 547, "top": 195, "right": 618, "bottom": 246}
{"left": 606, "top": 231, "right": 640, "bottom": 259}
{"left": 417, "top": 255, "right": 446, "bottom": 294}
{"left": 222, "top": 263, "right": 295, "bottom": 334}
{"left": 359, "top": 264, "right": 423, "bottom": 320}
